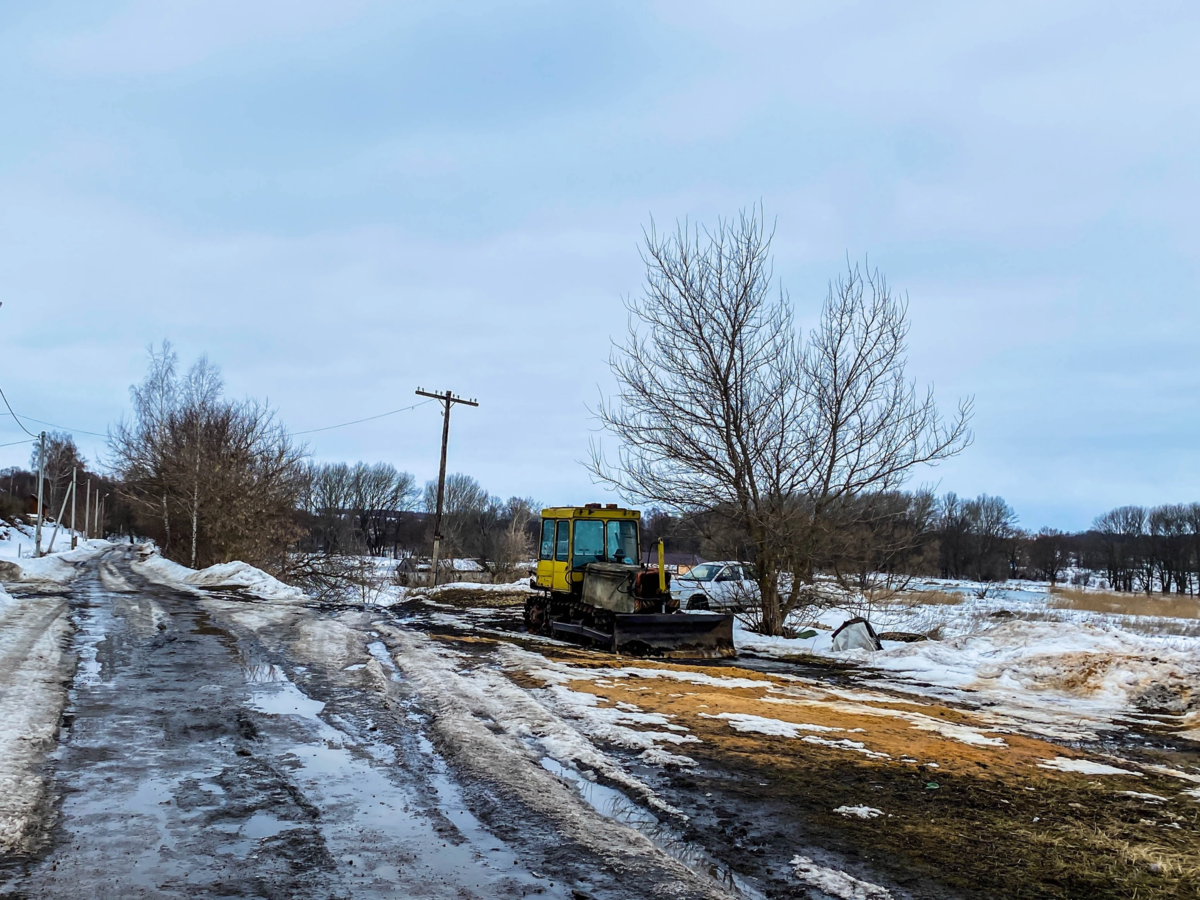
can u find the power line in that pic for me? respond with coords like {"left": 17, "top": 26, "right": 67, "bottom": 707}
{"left": 0, "top": 438, "right": 35, "bottom": 449}
{"left": 0, "top": 385, "right": 38, "bottom": 438}
{"left": 290, "top": 398, "right": 438, "bottom": 436}
{"left": 0, "top": 385, "right": 436, "bottom": 443}
{"left": 0, "top": 385, "right": 108, "bottom": 438}
{"left": 14, "top": 415, "right": 107, "bottom": 438}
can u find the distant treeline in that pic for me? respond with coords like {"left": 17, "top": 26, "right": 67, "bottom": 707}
{"left": 645, "top": 493, "right": 1200, "bottom": 596}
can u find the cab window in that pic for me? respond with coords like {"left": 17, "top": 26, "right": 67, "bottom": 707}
{"left": 555, "top": 520, "right": 571, "bottom": 561}
{"left": 606, "top": 520, "right": 638, "bottom": 564}
{"left": 572, "top": 519, "right": 605, "bottom": 568}
{"left": 539, "top": 519, "right": 555, "bottom": 560}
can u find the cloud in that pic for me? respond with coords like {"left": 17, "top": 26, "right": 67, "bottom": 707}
{"left": 37, "top": 0, "right": 377, "bottom": 74}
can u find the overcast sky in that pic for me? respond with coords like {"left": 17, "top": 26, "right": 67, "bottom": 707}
{"left": 3, "top": 1, "right": 1198, "bottom": 531}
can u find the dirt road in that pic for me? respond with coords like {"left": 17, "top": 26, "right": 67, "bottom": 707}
{"left": 0, "top": 549, "right": 731, "bottom": 899}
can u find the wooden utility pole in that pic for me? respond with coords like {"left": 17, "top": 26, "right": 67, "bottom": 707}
{"left": 34, "top": 431, "right": 45, "bottom": 557}
{"left": 84, "top": 478, "right": 91, "bottom": 542}
{"left": 415, "top": 388, "right": 478, "bottom": 586}
{"left": 70, "top": 467, "right": 78, "bottom": 549}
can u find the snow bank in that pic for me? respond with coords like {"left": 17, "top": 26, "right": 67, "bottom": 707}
{"left": 0, "top": 587, "right": 73, "bottom": 852}
{"left": 866, "top": 619, "right": 1200, "bottom": 714}
{"left": 0, "top": 532, "right": 111, "bottom": 588}
{"left": 739, "top": 613, "right": 1200, "bottom": 720}
{"left": 131, "top": 547, "right": 308, "bottom": 603}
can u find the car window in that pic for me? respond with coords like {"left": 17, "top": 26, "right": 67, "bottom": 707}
{"left": 539, "top": 519, "right": 555, "bottom": 560}
{"left": 555, "top": 520, "right": 571, "bottom": 561}
{"left": 683, "top": 563, "right": 720, "bottom": 582}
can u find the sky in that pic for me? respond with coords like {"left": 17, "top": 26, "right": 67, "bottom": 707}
{"left": 2, "top": 1, "right": 1199, "bottom": 531}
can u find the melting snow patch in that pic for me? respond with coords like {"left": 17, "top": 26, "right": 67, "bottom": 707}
{"left": 790, "top": 855, "right": 893, "bottom": 899}
{"left": 802, "top": 736, "right": 890, "bottom": 759}
{"left": 698, "top": 712, "right": 840, "bottom": 738}
{"left": 1117, "top": 791, "right": 1168, "bottom": 802}
{"left": 833, "top": 805, "right": 883, "bottom": 819}
{"left": 1037, "top": 757, "right": 1142, "bottom": 777}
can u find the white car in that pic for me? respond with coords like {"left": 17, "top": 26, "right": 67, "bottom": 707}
{"left": 671, "top": 561, "right": 759, "bottom": 612}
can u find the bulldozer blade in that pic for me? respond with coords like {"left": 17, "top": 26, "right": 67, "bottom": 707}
{"left": 612, "top": 613, "right": 736, "bottom": 659}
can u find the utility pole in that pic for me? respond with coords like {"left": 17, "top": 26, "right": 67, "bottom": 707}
{"left": 34, "top": 431, "right": 45, "bottom": 557}
{"left": 415, "top": 388, "right": 478, "bottom": 586}
{"left": 70, "top": 467, "right": 78, "bottom": 549}
{"left": 84, "top": 478, "right": 91, "bottom": 542}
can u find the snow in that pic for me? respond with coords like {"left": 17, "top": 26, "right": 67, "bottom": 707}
{"left": 1116, "top": 791, "right": 1168, "bottom": 802}
{"left": 760, "top": 695, "right": 1008, "bottom": 748}
{"left": 833, "top": 806, "right": 884, "bottom": 819}
{"left": 424, "top": 580, "right": 535, "bottom": 595}
{"left": 131, "top": 546, "right": 308, "bottom": 602}
{"left": 734, "top": 598, "right": 1200, "bottom": 738}
{"left": 0, "top": 584, "right": 73, "bottom": 852}
{"left": 0, "top": 521, "right": 110, "bottom": 587}
{"left": 1036, "top": 757, "right": 1143, "bottom": 777}
{"left": 801, "top": 735, "right": 891, "bottom": 760}
{"left": 790, "top": 855, "right": 893, "bottom": 899}
{"left": 698, "top": 712, "right": 840, "bottom": 737}
{"left": 380, "top": 629, "right": 688, "bottom": 815}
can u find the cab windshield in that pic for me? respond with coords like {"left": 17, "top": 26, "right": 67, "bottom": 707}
{"left": 571, "top": 518, "right": 640, "bottom": 568}
{"left": 681, "top": 563, "right": 722, "bottom": 582}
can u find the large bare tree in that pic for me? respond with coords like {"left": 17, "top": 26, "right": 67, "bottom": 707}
{"left": 591, "top": 207, "right": 972, "bottom": 634}
{"left": 110, "top": 344, "right": 307, "bottom": 572}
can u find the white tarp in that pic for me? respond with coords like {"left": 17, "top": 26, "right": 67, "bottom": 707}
{"left": 831, "top": 617, "right": 882, "bottom": 652}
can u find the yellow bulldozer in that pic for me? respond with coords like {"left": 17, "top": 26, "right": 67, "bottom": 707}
{"left": 524, "top": 504, "right": 735, "bottom": 659}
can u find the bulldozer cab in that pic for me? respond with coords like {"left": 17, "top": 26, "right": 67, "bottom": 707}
{"left": 535, "top": 505, "right": 640, "bottom": 594}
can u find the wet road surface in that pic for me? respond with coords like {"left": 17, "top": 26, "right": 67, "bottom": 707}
{"left": 1, "top": 550, "right": 677, "bottom": 899}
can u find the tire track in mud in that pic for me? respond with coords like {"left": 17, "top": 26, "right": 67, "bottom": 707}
{"left": 0, "top": 551, "right": 561, "bottom": 898}
{"left": 2, "top": 551, "right": 746, "bottom": 900}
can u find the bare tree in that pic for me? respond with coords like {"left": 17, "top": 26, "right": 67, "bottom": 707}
{"left": 110, "top": 347, "right": 307, "bottom": 572}
{"left": 30, "top": 431, "right": 85, "bottom": 520}
{"left": 1028, "top": 527, "right": 1070, "bottom": 585}
{"left": 591, "top": 207, "right": 971, "bottom": 635}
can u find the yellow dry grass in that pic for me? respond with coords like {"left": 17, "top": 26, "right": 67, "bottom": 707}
{"left": 871, "top": 588, "right": 966, "bottom": 608}
{"left": 1048, "top": 587, "right": 1200, "bottom": 619}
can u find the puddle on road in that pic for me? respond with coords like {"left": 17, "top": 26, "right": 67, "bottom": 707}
{"left": 367, "top": 640, "right": 404, "bottom": 682}
{"left": 539, "top": 757, "right": 766, "bottom": 899}
{"left": 72, "top": 581, "right": 117, "bottom": 687}
{"left": 249, "top": 680, "right": 326, "bottom": 718}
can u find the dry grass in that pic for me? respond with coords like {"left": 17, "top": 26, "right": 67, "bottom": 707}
{"left": 512, "top": 655, "right": 1200, "bottom": 899}
{"left": 870, "top": 588, "right": 966, "bottom": 608}
{"left": 1049, "top": 587, "right": 1200, "bottom": 620}
{"left": 418, "top": 586, "right": 529, "bottom": 608}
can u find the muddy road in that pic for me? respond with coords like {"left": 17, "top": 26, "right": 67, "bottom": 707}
{"left": 0, "top": 549, "right": 734, "bottom": 900}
